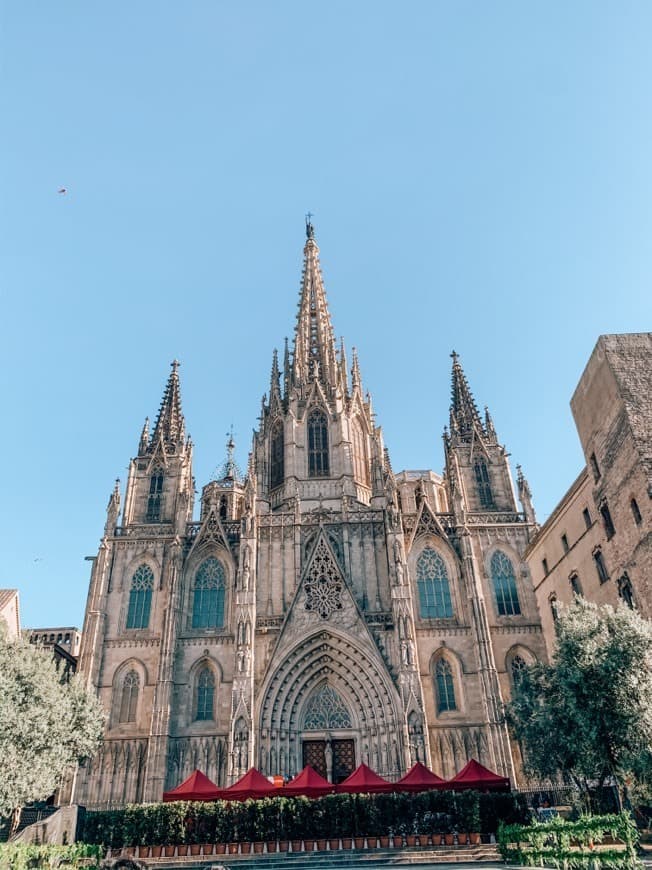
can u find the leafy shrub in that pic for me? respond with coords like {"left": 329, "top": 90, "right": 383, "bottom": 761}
{"left": 0, "top": 842, "right": 103, "bottom": 869}
{"left": 81, "top": 790, "right": 529, "bottom": 847}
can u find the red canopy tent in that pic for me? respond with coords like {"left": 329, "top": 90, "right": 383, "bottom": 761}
{"left": 336, "top": 763, "right": 393, "bottom": 794}
{"left": 283, "top": 765, "right": 334, "bottom": 798}
{"left": 222, "top": 768, "right": 280, "bottom": 801}
{"left": 447, "top": 759, "right": 510, "bottom": 792}
{"left": 395, "top": 761, "right": 446, "bottom": 793}
{"left": 162, "top": 769, "right": 223, "bottom": 802}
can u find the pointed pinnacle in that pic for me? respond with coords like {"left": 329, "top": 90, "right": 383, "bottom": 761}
{"left": 152, "top": 360, "right": 186, "bottom": 446}
{"left": 351, "top": 346, "right": 362, "bottom": 391}
{"left": 450, "top": 352, "right": 483, "bottom": 436}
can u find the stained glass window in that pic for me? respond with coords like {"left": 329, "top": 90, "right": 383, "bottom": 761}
{"left": 270, "top": 421, "right": 284, "bottom": 489}
{"left": 474, "top": 460, "right": 493, "bottom": 508}
{"left": 303, "top": 684, "right": 352, "bottom": 730}
{"left": 308, "top": 409, "right": 329, "bottom": 477}
{"left": 146, "top": 469, "right": 164, "bottom": 522}
{"left": 510, "top": 655, "right": 527, "bottom": 686}
{"left": 119, "top": 670, "right": 139, "bottom": 723}
{"left": 435, "top": 659, "right": 456, "bottom": 712}
{"left": 416, "top": 549, "right": 453, "bottom": 618}
{"left": 196, "top": 667, "right": 215, "bottom": 720}
{"left": 192, "top": 558, "right": 225, "bottom": 629}
{"left": 126, "top": 564, "right": 154, "bottom": 629}
{"left": 491, "top": 551, "right": 521, "bottom": 616}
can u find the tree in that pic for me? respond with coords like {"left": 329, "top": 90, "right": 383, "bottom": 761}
{"left": 506, "top": 597, "right": 652, "bottom": 808}
{"left": 0, "top": 623, "right": 105, "bottom": 831}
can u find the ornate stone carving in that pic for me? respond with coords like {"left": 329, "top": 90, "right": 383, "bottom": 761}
{"left": 304, "top": 539, "right": 343, "bottom": 619}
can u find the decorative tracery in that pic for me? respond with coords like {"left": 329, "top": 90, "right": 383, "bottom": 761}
{"left": 416, "top": 549, "right": 453, "bottom": 619}
{"left": 308, "top": 408, "right": 329, "bottom": 477}
{"left": 126, "top": 564, "right": 154, "bottom": 629}
{"left": 491, "top": 550, "right": 521, "bottom": 615}
{"left": 435, "top": 659, "right": 456, "bottom": 712}
{"left": 196, "top": 667, "right": 215, "bottom": 721}
{"left": 192, "top": 558, "right": 225, "bottom": 629}
{"left": 304, "top": 539, "right": 343, "bottom": 619}
{"left": 119, "top": 670, "right": 139, "bottom": 723}
{"left": 303, "top": 684, "right": 352, "bottom": 730}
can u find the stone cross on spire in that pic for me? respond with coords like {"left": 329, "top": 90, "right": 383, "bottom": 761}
{"left": 291, "top": 220, "right": 338, "bottom": 391}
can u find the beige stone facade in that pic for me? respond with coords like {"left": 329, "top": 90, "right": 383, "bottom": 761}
{"left": 527, "top": 333, "right": 651, "bottom": 658}
{"left": 70, "top": 225, "right": 546, "bottom": 808}
{"left": 0, "top": 588, "right": 20, "bottom": 640}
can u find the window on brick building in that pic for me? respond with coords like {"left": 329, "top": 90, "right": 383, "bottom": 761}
{"left": 542, "top": 558, "right": 549, "bottom": 576}
{"left": 630, "top": 498, "right": 642, "bottom": 526}
{"left": 618, "top": 573, "right": 635, "bottom": 609}
{"left": 569, "top": 572, "right": 583, "bottom": 597}
{"left": 590, "top": 452, "right": 601, "bottom": 482}
{"left": 561, "top": 534, "right": 569, "bottom": 554}
{"left": 582, "top": 508, "right": 592, "bottom": 530}
{"left": 549, "top": 593, "right": 558, "bottom": 622}
{"left": 593, "top": 548, "right": 609, "bottom": 584}
{"left": 600, "top": 500, "right": 615, "bottom": 539}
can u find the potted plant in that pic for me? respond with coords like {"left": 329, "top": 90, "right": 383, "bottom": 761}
{"left": 253, "top": 841, "right": 264, "bottom": 853}
{"left": 164, "top": 844, "right": 176, "bottom": 857}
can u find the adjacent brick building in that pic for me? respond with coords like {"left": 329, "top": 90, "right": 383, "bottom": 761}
{"left": 527, "top": 333, "right": 651, "bottom": 656}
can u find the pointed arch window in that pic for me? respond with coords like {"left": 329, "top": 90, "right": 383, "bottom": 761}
{"left": 303, "top": 684, "right": 352, "bottom": 730}
{"left": 416, "top": 548, "right": 453, "bottom": 618}
{"left": 191, "top": 558, "right": 225, "bottom": 629}
{"left": 126, "top": 564, "right": 154, "bottom": 629}
{"left": 474, "top": 460, "right": 493, "bottom": 508}
{"left": 147, "top": 469, "right": 164, "bottom": 522}
{"left": 196, "top": 667, "right": 215, "bottom": 721}
{"left": 510, "top": 654, "right": 528, "bottom": 687}
{"left": 119, "top": 670, "right": 139, "bottom": 723}
{"left": 491, "top": 551, "right": 521, "bottom": 615}
{"left": 308, "top": 408, "right": 329, "bottom": 477}
{"left": 270, "top": 420, "right": 284, "bottom": 489}
{"left": 435, "top": 659, "right": 457, "bottom": 712}
{"left": 351, "top": 418, "right": 369, "bottom": 485}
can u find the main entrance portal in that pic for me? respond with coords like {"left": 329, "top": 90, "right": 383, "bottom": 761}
{"left": 302, "top": 739, "right": 355, "bottom": 783}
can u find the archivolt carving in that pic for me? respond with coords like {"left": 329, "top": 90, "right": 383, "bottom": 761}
{"left": 258, "top": 629, "right": 402, "bottom": 777}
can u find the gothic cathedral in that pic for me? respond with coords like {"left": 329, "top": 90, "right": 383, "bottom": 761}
{"left": 72, "top": 223, "right": 546, "bottom": 807}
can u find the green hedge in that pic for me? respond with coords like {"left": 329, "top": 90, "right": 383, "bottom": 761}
{"left": 81, "top": 790, "right": 529, "bottom": 847}
{"left": 498, "top": 811, "right": 641, "bottom": 869}
{"left": 0, "top": 842, "right": 103, "bottom": 870}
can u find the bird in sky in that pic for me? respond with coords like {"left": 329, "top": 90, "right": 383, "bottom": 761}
{"left": 58, "top": 187, "right": 67, "bottom": 194}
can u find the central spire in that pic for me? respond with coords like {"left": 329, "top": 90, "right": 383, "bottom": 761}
{"left": 151, "top": 359, "right": 186, "bottom": 449}
{"left": 291, "top": 219, "right": 338, "bottom": 392}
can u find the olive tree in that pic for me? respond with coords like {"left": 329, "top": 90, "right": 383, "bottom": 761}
{"left": 506, "top": 597, "right": 652, "bottom": 808}
{"left": 0, "top": 623, "right": 104, "bottom": 832}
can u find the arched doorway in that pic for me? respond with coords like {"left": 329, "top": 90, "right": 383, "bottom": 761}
{"left": 301, "top": 683, "right": 355, "bottom": 783}
{"left": 258, "top": 629, "right": 403, "bottom": 782}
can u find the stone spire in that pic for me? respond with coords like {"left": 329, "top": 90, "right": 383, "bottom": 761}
{"left": 138, "top": 417, "right": 150, "bottom": 454}
{"left": 351, "top": 347, "right": 362, "bottom": 393}
{"left": 449, "top": 351, "right": 483, "bottom": 442}
{"left": 151, "top": 360, "right": 186, "bottom": 449}
{"left": 269, "top": 348, "right": 281, "bottom": 404}
{"left": 282, "top": 337, "right": 291, "bottom": 401}
{"left": 291, "top": 219, "right": 338, "bottom": 391}
{"left": 516, "top": 464, "right": 537, "bottom": 525}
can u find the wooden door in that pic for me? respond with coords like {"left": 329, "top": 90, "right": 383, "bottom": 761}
{"left": 332, "top": 739, "right": 355, "bottom": 783}
{"left": 302, "top": 740, "right": 327, "bottom": 779}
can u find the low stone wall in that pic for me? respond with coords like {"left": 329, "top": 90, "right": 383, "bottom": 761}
{"left": 11, "top": 805, "right": 81, "bottom": 846}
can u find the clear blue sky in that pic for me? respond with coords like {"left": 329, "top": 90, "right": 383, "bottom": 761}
{"left": 1, "top": 2, "right": 651, "bottom": 629}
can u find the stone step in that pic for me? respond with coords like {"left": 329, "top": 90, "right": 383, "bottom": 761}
{"left": 118, "top": 845, "right": 501, "bottom": 869}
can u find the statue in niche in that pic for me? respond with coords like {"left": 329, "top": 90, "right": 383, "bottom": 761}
{"left": 393, "top": 539, "right": 405, "bottom": 584}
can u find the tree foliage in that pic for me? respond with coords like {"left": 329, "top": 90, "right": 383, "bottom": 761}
{"left": 0, "top": 623, "right": 105, "bottom": 820}
{"left": 506, "top": 598, "right": 652, "bottom": 801}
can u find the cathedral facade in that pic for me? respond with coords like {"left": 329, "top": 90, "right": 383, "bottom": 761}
{"left": 72, "top": 224, "right": 547, "bottom": 808}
